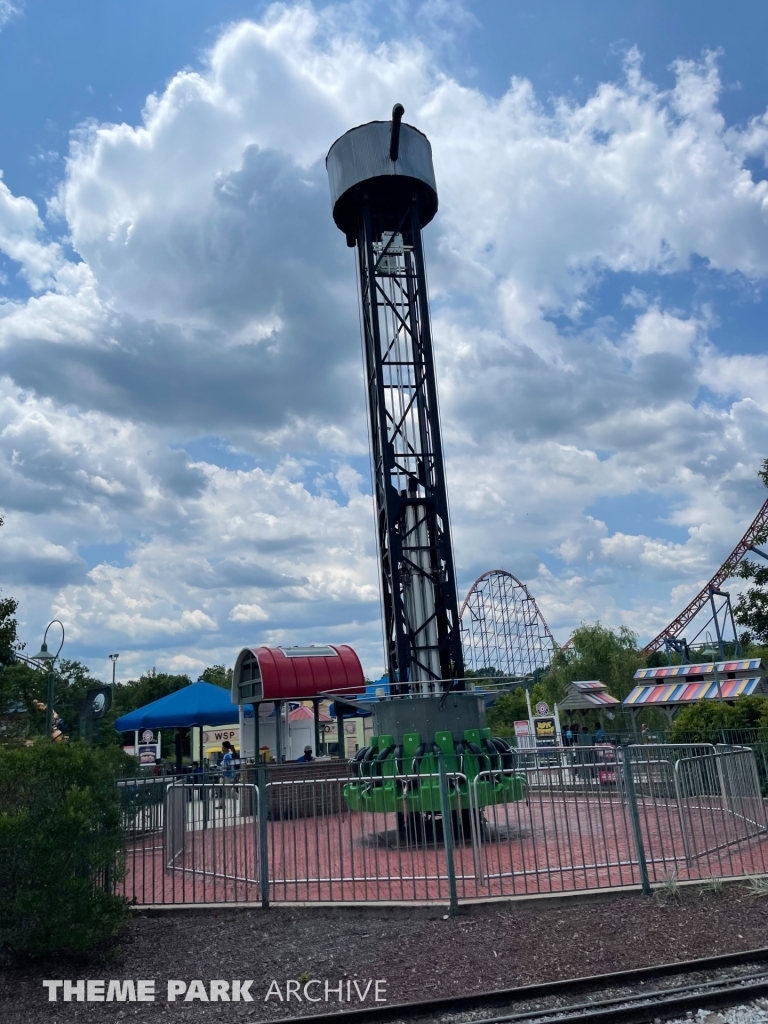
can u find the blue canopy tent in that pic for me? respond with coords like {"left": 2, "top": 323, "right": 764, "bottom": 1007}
{"left": 115, "top": 681, "right": 248, "bottom": 771}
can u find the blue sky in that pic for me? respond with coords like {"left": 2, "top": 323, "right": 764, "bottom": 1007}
{"left": 1, "top": 0, "right": 768, "bottom": 681}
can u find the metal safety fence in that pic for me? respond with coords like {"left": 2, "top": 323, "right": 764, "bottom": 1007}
{"left": 117, "top": 745, "right": 768, "bottom": 908}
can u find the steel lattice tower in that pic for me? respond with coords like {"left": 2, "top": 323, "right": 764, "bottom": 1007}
{"left": 327, "top": 106, "right": 463, "bottom": 689}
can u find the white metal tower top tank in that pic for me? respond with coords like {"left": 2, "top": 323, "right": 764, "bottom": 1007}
{"left": 326, "top": 105, "right": 438, "bottom": 245}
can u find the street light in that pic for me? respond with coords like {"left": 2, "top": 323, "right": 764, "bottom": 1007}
{"left": 108, "top": 653, "right": 119, "bottom": 686}
{"left": 30, "top": 620, "right": 65, "bottom": 738}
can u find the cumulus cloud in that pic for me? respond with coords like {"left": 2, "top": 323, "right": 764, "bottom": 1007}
{"left": 0, "top": 176, "right": 62, "bottom": 290}
{"left": 229, "top": 603, "right": 269, "bottom": 622}
{"left": 2, "top": 3, "right": 768, "bottom": 675}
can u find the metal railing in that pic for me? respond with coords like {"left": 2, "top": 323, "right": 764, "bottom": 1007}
{"left": 116, "top": 745, "right": 768, "bottom": 907}
{"left": 675, "top": 747, "right": 768, "bottom": 863}
{"left": 123, "top": 777, "right": 261, "bottom": 905}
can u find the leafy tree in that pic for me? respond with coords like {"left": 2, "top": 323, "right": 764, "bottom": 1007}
{"left": 734, "top": 460, "right": 768, "bottom": 644}
{"left": 0, "top": 655, "right": 107, "bottom": 743}
{"left": 465, "top": 666, "right": 508, "bottom": 679}
{"left": 200, "top": 664, "right": 233, "bottom": 688}
{"left": 111, "top": 669, "right": 193, "bottom": 723}
{"left": 541, "top": 622, "right": 645, "bottom": 708}
{"left": 0, "top": 662, "right": 48, "bottom": 740}
{"left": 487, "top": 688, "right": 529, "bottom": 737}
{"left": 0, "top": 596, "right": 23, "bottom": 667}
{"left": 0, "top": 514, "right": 25, "bottom": 667}
{"left": 111, "top": 670, "right": 193, "bottom": 758}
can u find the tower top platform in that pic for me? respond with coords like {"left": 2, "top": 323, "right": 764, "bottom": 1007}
{"left": 326, "top": 118, "right": 438, "bottom": 240}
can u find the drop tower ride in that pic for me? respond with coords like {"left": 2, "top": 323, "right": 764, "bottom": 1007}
{"left": 327, "top": 105, "right": 464, "bottom": 691}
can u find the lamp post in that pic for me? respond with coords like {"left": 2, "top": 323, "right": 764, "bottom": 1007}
{"left": 30, "top": 620, "right": 65, "bottom": 738}
{"left": 109, "top": 653, "right": 119, "bottom": 686}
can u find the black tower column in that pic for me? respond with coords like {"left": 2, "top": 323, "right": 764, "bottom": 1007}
{"left": 355, "top": 201, "right": 463, "bottom": 689}
{"left": 327, "top": 107, "right": 464, "bottom": 690}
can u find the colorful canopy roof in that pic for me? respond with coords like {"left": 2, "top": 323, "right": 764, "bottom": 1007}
{"left": 624, "top": 677, "right": 768, "bottom": 707}
{"left": 633, "top": 659, "right": 764, "bottom": 682}
{"left": 559, "top": 680, "right": 621, "bottom": 710}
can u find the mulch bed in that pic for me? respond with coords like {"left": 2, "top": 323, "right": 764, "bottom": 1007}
{"left": 2, "top": 885, "right": 768, "bottom": 1021}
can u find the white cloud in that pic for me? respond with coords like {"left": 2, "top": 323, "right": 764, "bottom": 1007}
{"left": 2, "top": 4, "right": 768, "bottom": 675}
{"left": 0, "top": 176, "right": 62, "bottom": 290}
{"left": 0, "top": 1, "right": 21, "bottom": 32}
{"left": 625, "top": 307, "right": 701, "bottom": 359}
{"left": 166, "top": 653, "right": 206, "bottom": 673}
{"left": 229, "top": 603, "right": 269, "bottom": 622}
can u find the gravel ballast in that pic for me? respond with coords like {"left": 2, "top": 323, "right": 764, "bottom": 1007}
{"left": 3, "top": 886, "right": 768, "bottom": 1021}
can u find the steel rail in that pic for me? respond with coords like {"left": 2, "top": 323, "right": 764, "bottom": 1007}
{"left": 469, "top": 970, "right": 768, "bottom": 1024}
{"left": 557, "top": 497, "right": 768, "bottom": 655}
{"left": 288, "top": 945, "right": 768, "bottom": 1024}
{"left": 459, "top": 570, "right": 554, "bottom": 641}
{"left": 641, "top": 497, "right": 768, "bottom": 655}
{"left": 460, "top": 568, "right": 557, "bottom": 673}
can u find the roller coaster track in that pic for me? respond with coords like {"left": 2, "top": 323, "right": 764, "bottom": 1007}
{"left": 459, "top": 569, "right": 556, "bottom": 675}
{"left": 642, "top": 497, "right": 768, "bottom": 655}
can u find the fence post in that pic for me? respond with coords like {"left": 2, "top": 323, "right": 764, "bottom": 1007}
{"left": 257, "top": 765, "right": 269, "bottom": 909}
{"left": 438, "top": 755, "right": 459, "bottom": 915}
{"left": 620, "top": 746, "right": 652, "bottom": 896}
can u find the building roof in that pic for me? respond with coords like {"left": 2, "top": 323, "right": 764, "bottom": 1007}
{"left": 624, "top": 677, "right": 768, "bottom": 707}
{"left": 233, "top": 644, "right": 365, "bottom": 703}
{"left": 633, "top": 659, "right": 764, "bottom": 682}
{"left": 289, "top": 705, "right": 332, "bottom": 722}
{"left": 558, "top": 680, "right": 621, "bottom": 711}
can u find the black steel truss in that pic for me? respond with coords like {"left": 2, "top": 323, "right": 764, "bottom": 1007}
{"left": 355, "top": 199, "right": 464, "bottom": 689}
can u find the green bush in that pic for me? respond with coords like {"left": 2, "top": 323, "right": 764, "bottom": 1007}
{"left": 0, "top": 742, "right": 129, "bottom": 956}
{"left": 668, "top": 695, "right": 768, "bottom": 744}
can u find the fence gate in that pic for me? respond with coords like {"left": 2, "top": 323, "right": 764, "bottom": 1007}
{"left": 675, "top": 748, "right": 768, "bottom": 864}
{"left": 136, "top": 779, "right": 262, "bottom": 904}
{"left": 163, "top": 782, "right": 186, "bottom": 867}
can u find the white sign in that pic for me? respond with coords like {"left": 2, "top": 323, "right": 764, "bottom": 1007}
{"left": 535, "top": 701, "right": 550, "bottom": 716}
{"left": 514, "top": 720, "right": 533, "bottom": 749}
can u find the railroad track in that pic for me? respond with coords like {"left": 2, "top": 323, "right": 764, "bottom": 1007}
{"left": 291, "top": 946, "right": 768, "bottom": 1024}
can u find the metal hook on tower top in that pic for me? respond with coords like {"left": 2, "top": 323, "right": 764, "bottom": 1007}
{"left": 390, "top": 104, "right": 404, "bottom": 162}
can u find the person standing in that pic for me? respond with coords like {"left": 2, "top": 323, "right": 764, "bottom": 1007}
{"left": 296, "top": 745, "right": 314, "bottom": 763}
{"left": 215, "top": 741, "right": 236, "bottom": 809}
{"left": 220, "top": 741, "right": 236, "bottom": 778}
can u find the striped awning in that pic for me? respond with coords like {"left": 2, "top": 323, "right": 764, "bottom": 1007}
{"left": 623, "top": 677, "right": 767, "bottom": 706}
{"left": 633, "top": 658, "right": 764, "bottom": 682}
